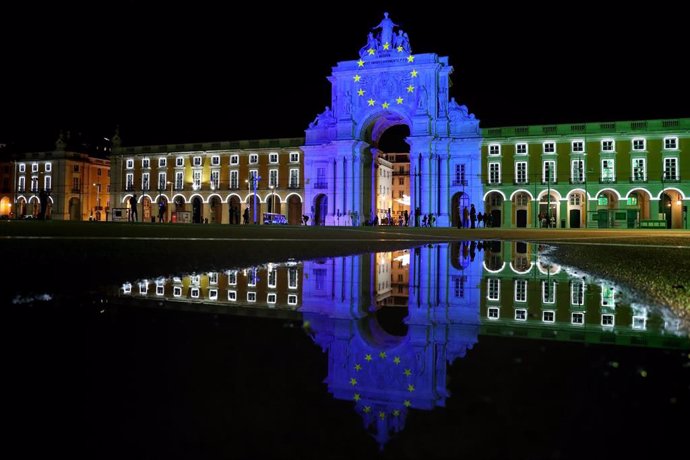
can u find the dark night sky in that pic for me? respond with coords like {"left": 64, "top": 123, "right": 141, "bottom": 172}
{"left": 1, "top": 2, "right": 688, "bottom": 149}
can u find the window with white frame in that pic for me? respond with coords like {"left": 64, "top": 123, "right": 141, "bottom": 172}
{"left": 158, "top": 172, "right": 166, "bottom": 190}
{"left": 173, "top": 286, "right": 182, "bottom": 297}
{"left": 516, "top": 143, "right": 528, "bottom": 155}
{"left": 247, "top": 292, "right": 256, "bottom": 302}
{"left": 601, "top": 139, "right": 615, "bottom": 152}
{"left": 542, "top": 281, "right": 556, "bottom": 303}
{"left": 230, "top": 170, "right": 239, "bottom": 189}
{"left": 141, "top": 172, "right": 150, "bottom": 191}
{"left": 571, "top": 140, "right": 584, "bottom": 152}
{"left": 288, "top": 268, "right": 298, "bottom": 289}
{"left": 192, "top": 170, "right": 201, "bottom": 190}
{"left": 139, "top": 281, "right": 148, "bottom": 295}
{"left": 571, "top": 312, "right": 585, "bottom": 325}
{"left": 543, "top": 161, "right": 556, "bottom": 183}
{"left": 488, "top": 143, "right": 501, "bottom": 155}
{"left": 664, "top": 157, "right": 678, "bottom": 181}
{"left": 19, "top": 163, "right": 26, "bottom": 173}
{"left": 455, "top": 164, "right": 466, "bottom": 185}
{"left": 247, "top": 268, "right": 257, "bottom": 287}
{"left": 176, "top": 156, "right": 184, "bottom": 167}
{"left": 126, "top": 173, "right": 134, "bottom": 190}
{"left": 514, "top": 308, "right": 527, "bottom": 321}
{"left": 487, "top": 278, "right": 500, "bottom": 301}
{"left": 210, "top": 170, "right": 220, "bottom": 190}
{"left": 571, "top": 159, "right": 584, "bottom": 183}
{"left": 31, "top": 163, "right": 39, "bottom": 173}
{"left": 126, "top": 159, "right": 134, "bottom": 169}
{"left": 289, "top": 152, "right": 299, "bottom": 163}
{"left": 142, "top": 158, "right": 150, "bottom": 169}
{"left": 601, "top": 159, "right": 615, "bottom": 182}
{"left": 569, "top": 194, "right": 581, "bottom": 206}
{"left": 192, "top": 156, "right": 202, "bottom": 167}
{"left": 664, "top": 136, "right": 678, "bottom": 150}
{"left": 515, "top": 193, "right": 530, "bottom": 206}
{"left": 543, "top": 142, "right": 555, "bottom": 154}
{"left": 18, "top": 176, "right": 25, "bottom": 192}
{"left": 44, "top": 176, "right": 51, "bottom": 191}
{"left": 632, "top": 315, "right": 646, "bottom": 330}
{"left": 515, "top": 162, "right": 528, "bottom": 184}
{"left": 230, "top": 154, "right": 239, "bottom": 165}
{"left": 227, "top": 290, "right": 237, "bottom": 301}
{"left": 208, "top": 289, "right": 218, "bottom": 301}
{"left": 632, "top": 138, "right": 646, "bottom": 151}
{"left": 601, "top": 314, "right": 615, "bottom": 327}
{"left": 542, "top": 310, "right": 555, "bottom": 323}
{"left": 190, "top": 287, "right": 200, "bottom": 299}
{"left": 249, "top": 154, "right": 258, "bottom": 164}
{"left": 267, "top": 293, "right": 277, "bottom": 304}
{"left": 632, "top": 158, "right": 646, "bottom": 181}
{"left": 158, "top": 158, "right": 167, "bottom": 167}
{"left": 269, "top": 153, "right": 279, "bottom": 164}
{"left": 191, "top": 274, "right": 200, "bottom": 285}
{"left": 514, "top": 279, "right": 527, "bottom": 302}
{"left": 289, "top": 169, "right": 299, "bottom": 188}
{"left": 30, "top": 176, "right": 38, "bottom": 192}
{"left": 601, "top": 285, "right": 615, "bottom": 307}
{"left": 208, "top": 271, "right": 218, "bottom": 285}
{"left": 487, "top": 307, "right": 500, "bottom": 319}
{"left": 268, "top": 269, "right": 277, "bottom": 288}
{"left": 269, "top": 169, "right": 278, "bottom": 187}
{"left": 45, "top": 162, "right": 52, "bottom": 172}
{"left": 175, "top": 171, "right": 183, "bottom": 190}
{"left": 156, "top": 282, "right": 165, "bottom": 296}
{"left": 228, "top": 270, "right": 237, "bottom": 285}
{"left": 571, "top": 281, "right": 584, "bottom": 305}
{"left": 211, "top": 155, "right": 220, "bottom": 166}
{"left": 287, "top": 294, "right": 298, "bottom": 305}
{"left": 488, "top": 162, "right": 501, "bottom": 184}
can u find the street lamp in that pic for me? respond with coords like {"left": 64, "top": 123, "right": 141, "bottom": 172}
{"left": 245, "top": 174, "right": 261, "bottom": 224}
{"left": 167, "top": 181, "right": 173, "bottom": 223}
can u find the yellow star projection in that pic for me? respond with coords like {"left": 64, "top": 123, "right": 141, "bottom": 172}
{"left": 410, "top": 69, "right": 418, "bottom": 78}
{"left": 367, "top": 99, "right": 376, "bottom": 107}
{"left": 406, "top": 85, "right": 415, "bottom": 93}
{"left": 357, "top": 89, "right": 365, "bottom": 96}
{"left": 396, "top": 97, "right": 404, "bottom": 105}
{"left": 353, "top": 74, "right": 361, "bottom": 82}
{"left": 407, "top": 55, "right": 415, "bottom": 63}
{"left": 382, "top": 102, "right": 390, "bottom": 109}
{"left": 357, "top": 59, "right": 365, "bottom": 68}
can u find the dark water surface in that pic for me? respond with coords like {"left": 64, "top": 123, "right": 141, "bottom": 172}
{"left": 6, "top": 241, "right": 689, "bottom": 459}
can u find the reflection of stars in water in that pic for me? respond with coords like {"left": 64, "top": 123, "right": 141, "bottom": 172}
{"left": 351, "top": 352, "right": 416, "bottom": 419}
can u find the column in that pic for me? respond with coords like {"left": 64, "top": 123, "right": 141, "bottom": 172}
{"left": 439, "top": 154, "right": 449, "bottom": 226}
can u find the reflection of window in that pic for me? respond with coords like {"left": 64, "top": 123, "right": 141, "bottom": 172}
{"left": 514, "top": 279, "right": 527, "bottom": 302}
{"left": 139, "top": 281, "right": 148, "bottom": 295}
{"left": 228, "top": 271, "right": 237, "bottom": 285}
{"left": 601, "top": 285, "right": 615, "bottom": 307}
{"left": 287, "top": 294, "right": 298, "bottom": 305}
{"left": 632, "top": 316, "right": 646, "bottom": 330}
{"left": 268, "top": 270, "right": 276, "bottom": 288}
{"left": 601, "top": 314, "right": 615, "bottom": 327}
{"left": 453, "top": 275, "right": 466, "bottom": 298}
{"left": 571, "top": 281, "right": 584, "bottom": 305}
{"left": 247, "top": 268, "right": 257, "bottom": 287}
{"left": 571, "top": 312, "right": 585, "bottom": 325}
{"left": 542, "top": 281, "right": 556, "bottom": 304}
{"left": 314, "top": 268, "right": 327, "bottom": 290}
{"left": 190, "top": 287, "right": 199, "bottom": 298}
{"left": 542, "top": 310, "right": 555, "bottom": 323}
{"left": 487, "top": 278, "right": 500, "bottom": 301}
{"left": 208, "top": 272, "right": 218, "bottom": 285}
{"left": 227, "top": 290, "right": 237, "bottom": 301}
{"left": 515, "top": 308, "right": 527, "bottom": 321}
{"left": 156, "top": 283, "right": 164, "bottom": 296}
{"left": 208, "top": 289, "right": 218, "bottom": 300}
{"left": 487, "top": 307, "right": 499, "bottom": 319}
{"left": 267, "top": 293, "right": 277, "bottom": 304}
{"left": 288, "top": 268, "right": 298, "bottom": 289}
{"left": 173, "top": 286, "right": 182, "bottom": 297}
{"left": 247, "top": 292, "right": 256, "bottom": 302}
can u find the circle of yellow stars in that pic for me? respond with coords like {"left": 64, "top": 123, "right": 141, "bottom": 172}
{"left": 352, "top": 49, "right": 416, "bottom": 111}
{"left": 350, "top": 351, "right": 415, "bottom": 419}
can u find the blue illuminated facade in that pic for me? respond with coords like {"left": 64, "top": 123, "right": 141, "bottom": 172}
{"left": 303, "top": 13, "right": 481, "bottom": 227}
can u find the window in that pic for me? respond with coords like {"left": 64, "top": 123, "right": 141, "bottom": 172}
{"left": 632, "top": 138, "right": 646, "bottom": 151}
{"left": 230, "top": 170, "right": 239, "bottom": 189}
{"left": 18, "top": 176, "right": 25, "bottom": 192}
{"left": 230, "top": 155, "right": 239, "bottom": 165}
{"left": 176, "top": 156, "right": 184, "bottom": 167}
{"left": 571, "top": 281, "right": 584, "bottom": 305}
{"left": 516, "top": 143, "right": 528, "bottom": 155}
{"left": 664, "top": 136, "right": 678, "bottom": 150}
{"left": 227, "top": 290, "right": 237, "bottom": 301}
{"left": 173, "top": 286, "right": 182, "bottom": 297}
{"left": 249, "top": 154, "right": 258, "bottom": 164}
{"left": 289, "top": 152, "right": 299, "bottom": 163}
{"left": 543, "top": 161, "right": 556, "bottom": 183}
{"left": 267, "top": 293, "right": 277, "bottom": 304}
{"left": 211, "top": 155, "right": 220, "bottom": 166}
{"left": 175, "top": 171, "right": 183, "bottom": 190}
{"left": 571, "top": 159, "right": 584, "bottom": 183}
{"left": 515, "top": 162, "right": 527, "bottom": 184}
{"left": 569, "top": 194, "right": 581, "bottom": 206}
{"left": 269, "top": 153, "right": 279, "bottom": 163}
{"left": 488, "top": 162, "right": 501, "bottom": 184}
{"left": 664, "top": 157, "right": 678, "bottom": 181}
{"left": 542, "top": 281, "right": 555, "bottom": 303}
{"left": 269, "top": 169, "right": 278, "bottom": 187}
{"left": 193, "top": 156, "right": 202, "bottom": 167}
{"left": 288, "top": 268, "right": 298, "bottom": 289}
{"left": 139, "top": 281, "right": 148, "bottom": 295}
{"left": 208, "top": 289, "right": 218, "bottom": 301}
{"left": 30, "top": 177, "right": 38, "bottom": 192}
{"left": 487, "top": 307, "right": 500, "bottom": 320}
{"left": 210, "top": 170, "right": 220, "bottom": 190}
{"left": 141, "top": 172, "right": 150, "bottom": 191}
{"left": 514, "top": 279, "right": 527, "bottom": 302}
{"left": 571, "top": 312, "right": 585, "bottom": 325}
{"left": 158, "top": 172, "right": 166, "bottom": 190}
{"left": 125, "top": 173, "right": 134, "bottom": 191}
{"left": 73, "top": 165, "right": 80, "bottom": 172}
{"left": 601, "top": 314, "right": 615, "bottom": 327}
{"left": 454, "top": 164, "right": 466, "bottom": 185}
{"left": 247, "top": 268, "right": 257, "bottom": 287}
{"left": 571, "top": 140, "right": 584, "bottom": 152}
{"left": 601, "top": 139, "right": 615, "bottom": 151}
{"left": 542, "top": 311, "right": 555, "bottom": 323}
{"left": 142, "top": 158, "right": 150, "bottom": 169}
{"left": 289, "top": 169, "right": 299, "bottom": 188}
{"left": 514, "top": 309, "right": 527, "bottom": 321}
{"left": 399, "top": 177, "right": 405, "bottom": 185}
{"left": 44, "top": 176, "right": 51, "bottom": 191}
{"left": 18, "top": 163, "right": 26, "bottom": 173}
{"left": 268, "top": 269, "right": 277, "bottom": 288}
{"left": 632, "top": 158, "right": 646, "bottom": 181}
{"left": 601, "top": 159, "right": 615, "bottom": 182}
{"left": 126, "top": 159, "right": 134, "bottom": 169}
{"left": 156, "top": 282, "right": 165, "bottom": 296}
{"left": 190, "top": 287, "right": 200, "bottom": 299}
{"left": 159, "top": 158, "right": 167, "bottom": 167}
{"left": 515, "top": 193, "right": 529, "bottom": 206}
{"left": 31, "top": 163, "right": 39, "bottom": 173}
{"left": 228, "top": 270, "right": 237, "bottom": 285}
{"left": 288, "top": 294, "right": 298, "bottom": 305}
{"left": 543, "top": 142, "right": 555, "bottom": 154}
{"left": 247, "top": 292, "right": 257, "bottom": 302}
{"left": 487, "top": 278, "right": 500, "bottom": 301}
{"left": 632, "top": 316, "right": 646, "bottom": 330}
{"left": 601, "top": 285, "right": 615, "bottom": 307}
{"left": 192, "top": 170, "right": 201, "bottom": 190}
{"left": 45, "top": 162, "right": 52, "bottom": 172}
{"left": 488, "top": 143, "right": 501, "bottom": 155}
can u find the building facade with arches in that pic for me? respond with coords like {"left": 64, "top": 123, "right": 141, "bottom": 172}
{"left": 481, "top": 118, "right": 690, "bottom": 229}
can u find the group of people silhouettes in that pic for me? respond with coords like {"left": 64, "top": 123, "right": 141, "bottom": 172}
{"left": 458, "top": 204, "right": 492, "bottom": 228}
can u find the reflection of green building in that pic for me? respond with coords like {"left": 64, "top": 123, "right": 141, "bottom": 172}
{"left": 481, "top": 118, "right": 690, "bottom": 229}
{"left": 479, "top": 241, "right": 688, "bottom": 349}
